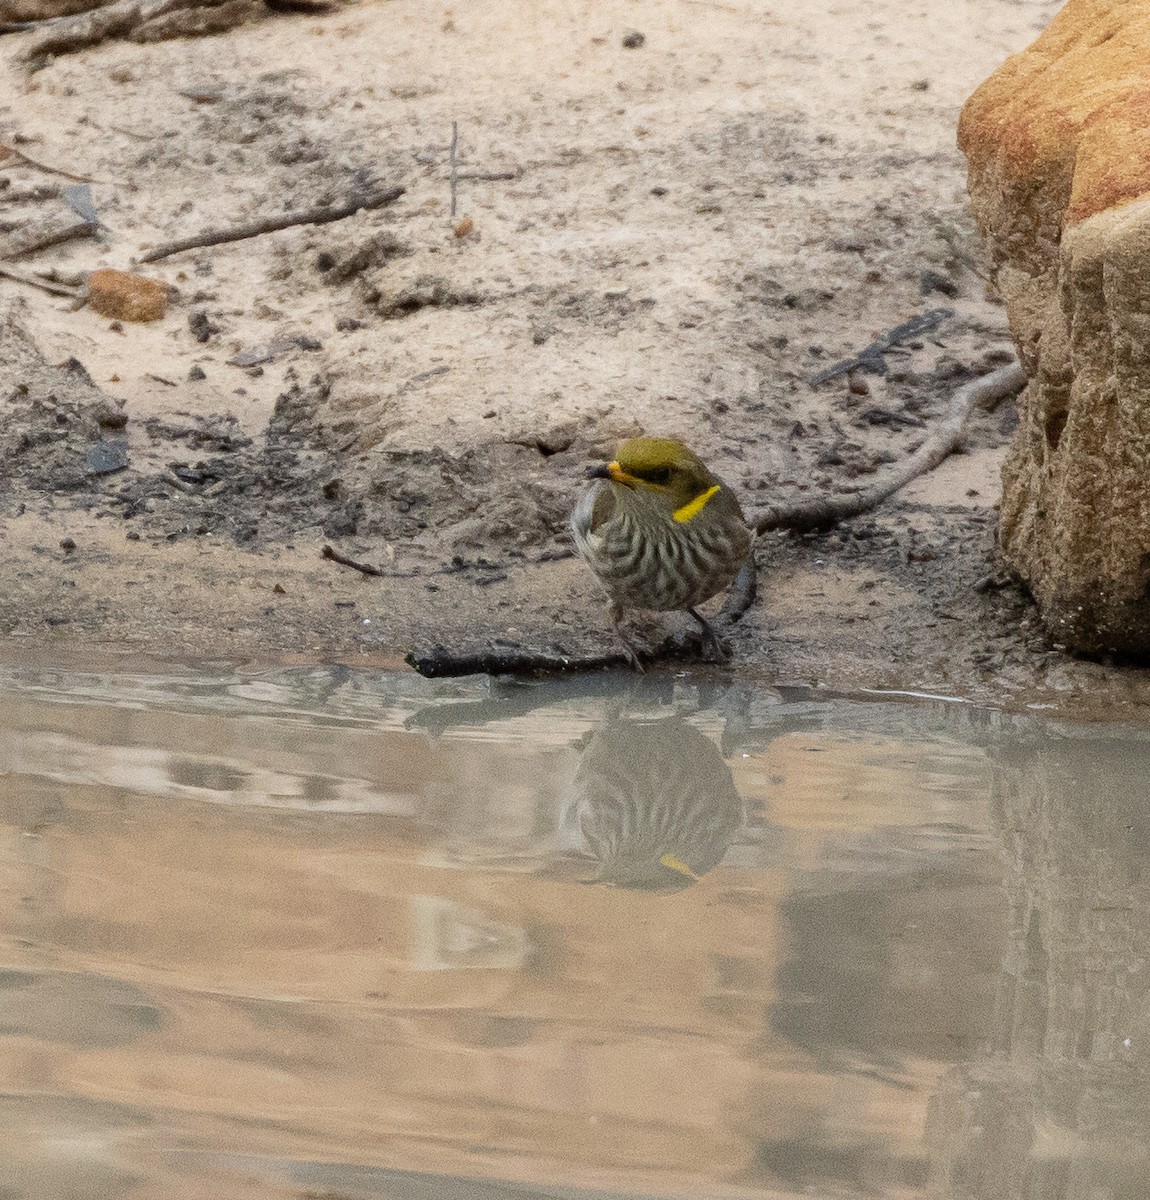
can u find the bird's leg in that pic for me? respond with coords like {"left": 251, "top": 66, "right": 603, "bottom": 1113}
{"left": 608, "top": 602, "right": 647, "bottom": 671}
{"left": 688, "top": 607, "right": 731, "bottom": 663}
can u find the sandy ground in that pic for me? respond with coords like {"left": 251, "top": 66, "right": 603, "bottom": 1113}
{"left": 5, "top": 0, "right": 1142, "bottom": 712}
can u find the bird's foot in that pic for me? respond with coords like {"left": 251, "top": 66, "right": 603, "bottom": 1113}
{"left": 614, "top": 628, "right": 650, "bottom": 672}
{"left": 607, "top": 604, "right": 653, "bottom": 672}
{"left": 688, "top": 608, "right": 732, "bottom": 664}
{"left": 608, "top": 605, "right": 650, "bottom": 671}
{"left": 699, "top": 628, "right": 732, "bottom": 664}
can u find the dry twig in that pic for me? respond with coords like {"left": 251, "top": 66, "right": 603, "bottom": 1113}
{"left": 160, "top": 470, "right": 195, "bottom": 493}
{"left": 16, "top": 0, "right": 255, "bottom": 65}
{"left": 0, "top": 184, "right": 60, "bottom": 204}
{"left": 0, "top": 16, "right": 70, "bottom": 30}
{"left": 456, "top": 170, "right": 520, "bottom": 182}
{"left": 321, "top": 544, "right": 388, "bottom": 578}
{"left": 754, "top": 361, "right": 1026, "bottom": 534}
{"left": 0, "top": 142, "right": 100, "bottom": 183}
{"left": 449, "top": 121, "right": 459, "bottom": 218}
{"left": 0, "top": 215, "right": 97, "bottom": 258}
{"left": 138, "top": 185, "right": 405, "bottom": 263}
{"left": 0, "top": 262, "right": 84, "bottom": 297}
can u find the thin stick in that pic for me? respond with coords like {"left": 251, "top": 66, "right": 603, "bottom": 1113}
{"left": 138, "top": 186, "right": 405, "bottom": 263}
{"left": 754, "top": 361, "right": 1027, "bottom": 535}
{"left": 455, "top": 170, "right": 519, "bottom": 182}
{"left": 36, "top": 265, "right": 88, "bottom": 287}
{"left": 321, "top": 544, "right": 387, "bottom": 577}
{"left": 0, "top": 143, "right": 100, "bottom": 183}
{"left": 0, "top": 262, "right": 84, "bottom": 297}
{"left": 449, "top": 121, "right": 459, "bottom": 218}
{"left": 0, "top": 216, "right": 97, "bottom": 259}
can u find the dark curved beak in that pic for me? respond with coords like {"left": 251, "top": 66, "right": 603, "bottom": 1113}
{"left": 585, "top": 464, "right": 612, "bottom": 480}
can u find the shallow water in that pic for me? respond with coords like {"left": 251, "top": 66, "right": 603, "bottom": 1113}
{"left": 2, "top": 663, "right": 1149, "bottom": 1200}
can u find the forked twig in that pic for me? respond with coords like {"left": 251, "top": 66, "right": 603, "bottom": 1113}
{"left": 754, "top": 361, "right": 1026, "bottom": 534}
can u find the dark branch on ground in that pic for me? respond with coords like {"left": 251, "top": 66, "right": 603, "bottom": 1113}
{"left": 0, "top": 142, "right": 100, "bottom": 182}
{"left": 405, "top": 630, "right": 727, "bottom": 679}
{"left": 321, "top": 544, "right": 388, "bottom": 578}
{"left": 16, "top": 0, "right": 261, "bottom": 66}
{"left": 808, "top": 307, "right": 955, "bottom": 384}
{"left": 406, "top": 646, "right": 629, "bottom": 678}
{"left": 449, "top": 121, "right": 460, "bottom": 218}
{"left": 138, "top": 186, "right": 404, "bottom": 263}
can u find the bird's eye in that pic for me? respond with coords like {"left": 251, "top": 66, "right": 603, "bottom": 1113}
{"left": 644, "top": 467, "right": 672, "bottom": 486}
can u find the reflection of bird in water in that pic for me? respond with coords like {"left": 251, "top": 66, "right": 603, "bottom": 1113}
{"left": 565, "top": 715, "right": 744, "bottom": 890}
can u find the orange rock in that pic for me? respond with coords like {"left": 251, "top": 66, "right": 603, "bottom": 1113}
{"left": 88, "top": 269, "right": 169, "bottom": 323}
{"left": 960, "top": 1, "right": 1150, "bottom": 226}
{"left": 960, "top": 0, "right": 1150, "bottom": 656}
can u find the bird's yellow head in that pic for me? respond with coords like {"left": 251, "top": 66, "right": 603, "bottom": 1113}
{"left": 588, "top": 437, "right": 719, "bottom": 521}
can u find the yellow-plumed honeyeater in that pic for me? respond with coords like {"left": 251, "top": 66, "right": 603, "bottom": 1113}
{"left": 571, "top": 437, "right": 753, "bottom": 664}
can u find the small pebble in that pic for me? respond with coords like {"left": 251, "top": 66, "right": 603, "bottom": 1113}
{"left": 848, "top": 372, "right": 871, "bottom": 396}
{"left": 622, "top": 29, "right": 645, "bottom": 48}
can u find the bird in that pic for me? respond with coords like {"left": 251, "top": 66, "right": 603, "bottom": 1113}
{"left": 564, "top": 714, "right": 744, "bottom": 890}
{"left": 571, "top": 436, "right": 753, "bottom": 665}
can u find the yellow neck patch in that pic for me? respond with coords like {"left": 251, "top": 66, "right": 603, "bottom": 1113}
{"left": 673, "top": 484, "right": 720, "bottom": 524}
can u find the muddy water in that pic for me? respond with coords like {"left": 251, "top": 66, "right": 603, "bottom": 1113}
{"left": 2, "top": 664, "right": 1148, "bottom": 1200}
